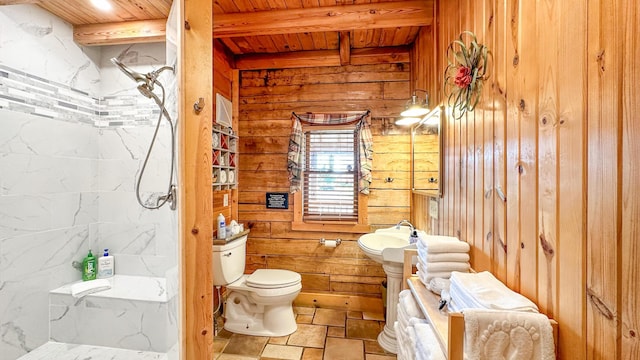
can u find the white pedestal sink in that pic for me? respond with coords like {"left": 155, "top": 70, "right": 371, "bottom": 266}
{"left": 357, "top": 227, "right": 421, "bottom": 354}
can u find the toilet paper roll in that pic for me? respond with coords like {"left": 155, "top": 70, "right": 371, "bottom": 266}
{"left": 324, "top": 240, "right": 337, "bottom": 248}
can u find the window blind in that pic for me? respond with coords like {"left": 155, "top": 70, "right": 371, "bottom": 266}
{"left": 303, "top": 129, "right": 358, "bottom": 222}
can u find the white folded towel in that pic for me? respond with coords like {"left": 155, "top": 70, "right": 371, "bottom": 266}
{"left": 450, "top": 271, "right": 539, "bottom": 313}
{"left": 394, "top": 321, "right": 408, "bottom": 360}
{"left": 463, "top": 309, "right": 555, "bottom": 360}
{"left": 417, "top": 242, "right": 471, "bottom": 263}
{"left": 417, "top": 234, "right": 471, "bottom": 254}
{"left": 399, "top": 289, "right": 413, "bottom": 301}
{"left": 70, "top": 279, "right": 111, "bottom": 298}
{"left": 399, "top": 290, "right": 425, "bottom": 319}
{"left": 407, "top": 325, "right": 418, "bottom": 360}
{"left": 416, "top": 262, "right": 455, "bottom": 286}
{"left": 418, "top": 257, "right": 470, "bottom": 273}
{"left": 409, "top": 317, "right": 429, "bottom": 326}
{"left": 422, "top": 250, "right": 471, "bottom": 263}
{"left": 414, "top": 323, "right": 447, "bottom": 360}
{"left": 397, "top": 305, "right": 411, "bottom": 329}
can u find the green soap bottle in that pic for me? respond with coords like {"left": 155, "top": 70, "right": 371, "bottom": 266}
{"left": 82, "top": 250, "right": 97, "bottom": 281}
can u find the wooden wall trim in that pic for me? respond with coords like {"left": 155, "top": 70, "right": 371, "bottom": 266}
{"left": 180, "top": 0, "right": 213, "bottom": 358}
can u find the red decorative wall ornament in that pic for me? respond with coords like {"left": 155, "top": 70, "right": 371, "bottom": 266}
{"left": 444, "top": 31, "right": 491, "bottom": 120}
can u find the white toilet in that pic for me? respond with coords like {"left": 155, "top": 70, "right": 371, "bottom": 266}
{"left": 213, "top": 234, "right": 302, "bottom": 337}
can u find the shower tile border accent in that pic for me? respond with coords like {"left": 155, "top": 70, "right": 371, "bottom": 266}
{"left": 0, "top": 64, "right": 158, "bottom": 128}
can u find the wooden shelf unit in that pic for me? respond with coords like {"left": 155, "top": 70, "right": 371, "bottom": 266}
{"left": 212, "top": 124, "right": 238, "bottom": 190}
{"left": 402, "top": 248, "right": 558, "bottom": 360}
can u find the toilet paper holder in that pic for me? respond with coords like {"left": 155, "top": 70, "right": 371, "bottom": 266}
{"left": 320, "top": 238, "right": 342, "bottom": 246}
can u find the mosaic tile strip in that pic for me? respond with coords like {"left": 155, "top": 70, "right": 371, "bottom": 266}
{"left": 0, "top": 64, "right": 159, "bottom": 128}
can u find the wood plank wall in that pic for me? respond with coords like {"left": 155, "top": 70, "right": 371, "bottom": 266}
{"left": 411, "top": 0, "right": 640, "bottom": 358}
{"left": 235, "top": 62, "right": 437, "bottom": 306}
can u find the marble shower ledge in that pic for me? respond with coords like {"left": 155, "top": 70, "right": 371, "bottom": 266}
{"left": 50, "top": 275, "right": 169, "bottom": 303}
{"left": 16, "top": 342, "right": 168, "bottom": 360}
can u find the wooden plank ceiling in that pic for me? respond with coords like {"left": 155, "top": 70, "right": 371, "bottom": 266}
{"left": 0, "top": 0, "right": 433, "bottom": 62}
{"left": 0, "top": 0, "right": 172, "bottom": 45}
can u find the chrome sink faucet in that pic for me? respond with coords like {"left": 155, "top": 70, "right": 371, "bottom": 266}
{"left": 395, "top": 219, "right": 415, "bottom": 233}
{"left": 396, "top": 220, "right": 419, "bottom": 244}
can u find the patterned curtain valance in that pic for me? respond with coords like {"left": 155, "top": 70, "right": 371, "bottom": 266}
{"left": 287, "top": 111, "right": 373, "bottom": 194}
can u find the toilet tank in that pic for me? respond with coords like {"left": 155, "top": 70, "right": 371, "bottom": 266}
{"left": 212, "top": 235, "right": 247, "bottom": 286}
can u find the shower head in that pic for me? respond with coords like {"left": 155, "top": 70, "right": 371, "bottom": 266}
{"left": 111, "top": 58, "right": 174, "bottom": 103}
{"left": 137, "top": 84, "right": 155, "bottom": 99}
{"left": 111, "top": 57, "right": 175, "bottom": 98}
{"left": 110, "top": 57, "right": 149, "bottom": 84}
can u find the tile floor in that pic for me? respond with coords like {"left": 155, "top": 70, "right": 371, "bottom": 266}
{"left": 214, "top": 307, "right": 398, "bottom": 360}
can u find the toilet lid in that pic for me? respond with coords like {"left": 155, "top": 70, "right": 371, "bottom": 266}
{"left": 246, "top": 269, "right": 301, "bottom": 289}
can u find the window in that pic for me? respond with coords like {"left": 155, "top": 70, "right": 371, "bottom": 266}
{"left": 303, "top": 128, "right": 358, "bottom": 222}
{"left": 292, "top": 124, "right": 369, "bottom": 233}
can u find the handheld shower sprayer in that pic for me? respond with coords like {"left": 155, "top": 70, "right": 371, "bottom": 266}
{"left": 111, "top": 57, "right": 177, "bottom": 211}
{"left": 110, "top": 58, "right": 173, "bottom": 98}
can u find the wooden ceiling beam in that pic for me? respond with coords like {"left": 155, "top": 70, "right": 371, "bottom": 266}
{"left": 234, "top": 46, "right": 410, "bottom": 70}
{"left": 339, "top": 31, "right": 351, "bottom": 66}
{"left": 74, "top": 19, "right": 166, "bottom": 46}
{"left": 213, "top": 0, "right": 433, "bottom": 38}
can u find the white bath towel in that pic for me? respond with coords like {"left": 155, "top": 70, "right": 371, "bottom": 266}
{"left": 418, "top": 257, "right": 470, "bottom": 273}
{"left": 450, "top": 271, "right": 539, "bottom": 313}
{"left": 406, "top": 325, "right": 418, "bottom": 360}
{"left": 397, "top": 305, "right": 411, "bottom": 330}
{"left": 414, "top": 323, "right": 447, "bottom": 360}
{"left": 409, "top": 317, "right": 429, "bottom": 326}
{"left": 416, "top": 241, "right": 470, "bottom": 263}
{"left": 399, "top": 289, "right": 425, "bottom": 319}
{"left": 424, "top": 251, "right": 470, "bottom": 263}
{"left": 417, "top": 234, "right": 471, "bottom": 253}
{"left": 416, "top": 262, "right": 455, "bottom": 286}
{"left": 463, "top": 309, "right": 555, "bottom": 360}
{"left": 70, "top": 279, "right": 111, "bottom": 298}
{"left": 394, "top": 321, "right": 408, "bottom": 360}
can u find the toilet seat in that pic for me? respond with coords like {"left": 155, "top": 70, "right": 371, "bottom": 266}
{"left": 246, "top": 269, "right": 301, "bottom": 289}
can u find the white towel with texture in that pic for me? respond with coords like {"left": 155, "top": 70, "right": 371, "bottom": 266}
{"left": 463, "top": 309, "right": 555, "bottom": 360}
{"left": 399, "top": 289, "right": 425, "bottom": 319}
{"left": 450, "top": 271, "right": 539, "bottom": 313}
{"left": 394, "top": 321, "right": 408, "bottom": 360}
{"left": 417, "top": 256, "right": 470, "bottom": 273}
{"left": 416, "top": 242, "right": 471, "bottom": 263}
{"left": 416, "top": 262, "right": 455, "bottom": 285}
{"left": 417, "top": 234, "right": 471, "bottom": 254}
{"left": 414, "top": 322, "right": 447, "bottom": 360}
{"left": 70, "top": 279, "right": 111, "bottom": 298}
{"left": 407, "top": 325, "right": 418, "bottom": 360}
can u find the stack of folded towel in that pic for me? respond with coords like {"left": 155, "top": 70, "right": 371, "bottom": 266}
{"left": 395, "top": 290, "right": 427, "bottom": 360}
{"left": 415, "top": 234, "right": 471, "bottom": 287}
{"left": 448, "top": 271, "right": 539, "bottom": 313}
{"left": 449, "top": 272, "right": 554, "bottom": 359}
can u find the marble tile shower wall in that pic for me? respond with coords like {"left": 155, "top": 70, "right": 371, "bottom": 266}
{"left": 0, "top": 35, "right": 176, "bottom": 273}
{"left": 0, "top": 4, "right": 178, "bottom": 359}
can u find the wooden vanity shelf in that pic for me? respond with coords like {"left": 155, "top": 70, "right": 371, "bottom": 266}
{"left": 401, "top": 248, "right": 558, "bottom": 360}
